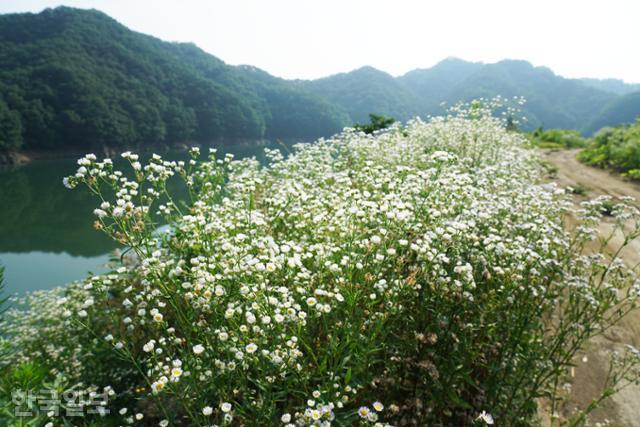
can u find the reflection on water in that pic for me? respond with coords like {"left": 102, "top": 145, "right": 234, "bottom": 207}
{"left": 0, "top": 140, "right": 294, "bottom": 295}
{"left": 0, "top": 158, "right": 119, "bottom": 256}
{"left": 1, "top": 252, "right": 112, "bottom": 295}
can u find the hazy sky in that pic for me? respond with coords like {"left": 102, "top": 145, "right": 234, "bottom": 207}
{"left": 1, "top": 0, "right": 638, "bottom": 83}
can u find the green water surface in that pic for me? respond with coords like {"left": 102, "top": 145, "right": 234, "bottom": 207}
{"left": 0, "top": 141, "right": 292, "bottom": 296}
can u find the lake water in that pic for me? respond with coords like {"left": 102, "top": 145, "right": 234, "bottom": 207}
{"left": 0, "top": 141, "right": 289, "bottom": 296}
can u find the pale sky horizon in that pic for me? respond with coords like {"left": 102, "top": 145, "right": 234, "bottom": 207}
{"left": 1, "top": 0, "right": 639, "bottom": 84}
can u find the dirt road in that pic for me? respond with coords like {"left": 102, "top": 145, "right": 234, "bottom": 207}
{"left": 545, "top": 149, "right": 640, "bottom": 201}
{"left": 542, "top": 149, "right": 640, "bottom": 427}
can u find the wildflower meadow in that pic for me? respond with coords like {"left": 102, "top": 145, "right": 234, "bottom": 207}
{"left": 2, "top": 101, "right": 640, "bottom": 426}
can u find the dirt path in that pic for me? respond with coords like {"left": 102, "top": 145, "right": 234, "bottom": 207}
{"left": 541, "top": 149, "right": 640, "bottom": 427}
{"left": 545, "top": 149, "right": 640, "bottom": 201}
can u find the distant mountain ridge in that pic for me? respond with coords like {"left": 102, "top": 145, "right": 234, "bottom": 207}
{"left": 579, "top": 78, "right": 640, "bottom": 96}
{"left": 300, "top": 57, "right": 639, "bottom": 132}
{"left": 0, "top": 6, "right": 639, "bottom": 155}
{"left": 298, "top": 66, "right": 422, "bottom": 124}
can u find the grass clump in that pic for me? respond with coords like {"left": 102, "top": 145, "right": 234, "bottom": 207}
{"left": 566, "top": 183, "right": 590, "bottom": 196}
{"left": 2, "top": 101, "right": 640, "bottom": 426}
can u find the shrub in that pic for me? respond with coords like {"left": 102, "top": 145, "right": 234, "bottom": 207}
{"left": 527, "top": 128, "right": 588, "bottom": 149}
{"left": 578, "top": 118, "right": 640, "bottom": 177}
{"left": 2, "top": 102, "right": 640, "bottom": 426}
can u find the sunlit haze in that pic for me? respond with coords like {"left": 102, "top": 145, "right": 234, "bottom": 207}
{"left": 0, "top": 0, "right": 638, "bottom": 83}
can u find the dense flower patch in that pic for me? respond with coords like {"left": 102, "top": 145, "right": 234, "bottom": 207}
{"left": 2, "top": 102, "right": 640, "bottom": 426}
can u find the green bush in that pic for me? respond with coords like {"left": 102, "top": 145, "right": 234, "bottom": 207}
{"left": 2, "top": 103, "right": 640, "bottom": 426}
{"left": 578, "top": 118, "right": 640, "bottom": 178}
{"left": 527, "top": 127, "right": 588, "bottom": 148}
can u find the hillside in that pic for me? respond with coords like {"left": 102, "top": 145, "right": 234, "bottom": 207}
{"left": 0, "top": 7, "right": 349, "bottom": 152}
{"left": 584, "top": 91, "right": 640, "bottom": 134}
{"left": 580, "top": 78, "right": 640, "bottom": 96}
{"left": 1, "top": 7, "right": 640, "bottom": 155}
{"left": 396, "top": 57, "right": 484, "bottom": 114}
{"left": 298, "top": 66, "right": 422, "bottom": 123}
{"left": 310, "top": 58, "right": 634, "bottom": 132}
{"left": 440, "top": 60, "right": 615, "bottom": 130}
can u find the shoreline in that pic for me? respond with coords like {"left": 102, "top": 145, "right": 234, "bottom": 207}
{"left": 0, "top": 144, "right": 189, "bottom": 166}
{"left": 0, "top": 137, "right": 294, "bottom": 166}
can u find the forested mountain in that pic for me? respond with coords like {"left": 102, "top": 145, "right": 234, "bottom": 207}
{"left": 0, "top": 7, "right": 349, "bottom": 152}
{"left": 584, "top": 92, "right": 640, "bottom": 134}
{"left": 298, "top": 66, "right": 422, "bottom": 123}
{"left": 307, "top": 59, "right": 636, "bottom": 132}
{"left": 396, "top": 58, "right": 484, "bottom": 114}
{"left": 0, "top": 6, "right": 639, "bottom": 154}
{"left": 437, "top": 60, "right": 614, "bottom": 130}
